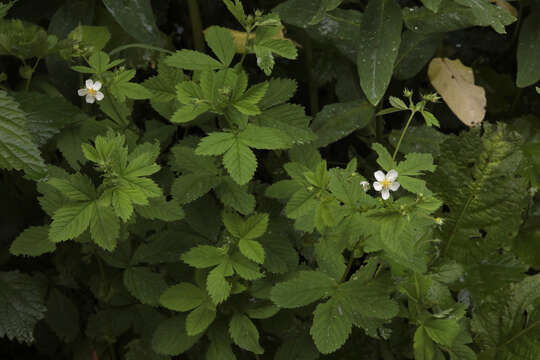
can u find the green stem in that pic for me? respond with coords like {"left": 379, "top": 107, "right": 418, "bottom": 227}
{"left": 24, "top": 58, "right": 41, "bottom": 92}
{"left": 392, "top": 110, "right": 416, "bottom": 161}
{"left": 339, "top": 255, "right": 355, "bottom": 283}
{"left": 304, "top": 33, "right": 319, "bottom": 115}
{"left": 109, "top": 43, "right": 174, "bottom": 56}
{"left": 187, "top": 0, "right": 205, "bottom": 52}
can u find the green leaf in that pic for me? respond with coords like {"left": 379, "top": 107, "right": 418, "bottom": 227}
{"left": 395, "top": 31, "right": 442, "bottom": 80}
{"left": 397, "top": 152, "right": 436, "bottom": 176}
{"left": 241, "top": 213, "right": 269, "bottom": 240}
{"left": 0, "top": 1, "right": 16, "bottom": 18}
{"left": 229, "top": 313, "right": 264, "bottom": 354}
{"left": 205, "top": 26, "right": 235, "bottom": 66}
{"left": 90, "top": 204, "right": 120, "bottom": 251}
{"left": 88, "top": 51, "right": 110, "bottom": 74}
{"left": 135, "top": 196, "right": 185, "bottom": 222}
{"left": 48, "top": 173, "right": 96, "bottom": 201}
{"left": 223, "top": 139, "right": 257, "bottom": 185}
{"left": 49, "top": 202, "right": 94, "bottom": 242}
{"left": 102, "top": 0, "right": 161, "bottom": 44}
{"left": 170, "top": 145, "right": 219, "bottom": 175}
{"left": 0, "top": 271, "right": 46, "bottom": 343}
{"left": 429, "top": 123, "right": 528, "bottom": 264}
{"left": 10, "top": 226, "right": 56, "bottom": 257}
{"left": 215, "top": 177, "right": 255, "bottom": 215}
{"left": 517, "top": 12, "right": 540, "bottom": 88}
{"left": 258, "top": 78, "right": 297, "bottom": 109}
{"left": 186, "top": 304, "right": 216, "bottom": 336}
{"left": 285, "top": 188, "right": 318, "bottom": 219}
{"left": 44, "top": 289, "right": 80, "bottom": 342}
{"left": 402, "top": 2, "right": 478, "bottom": 34}
{"left": 311, "top": 101, "right": 375, "bottom": 148}
{"left": 372, "top": 143, "right": 396, "bottom": 171}
{"left": 253, "top": 104, "right": 316, "bottom": 145}
{"left": 207, "top": 321, "right": 236, "bottom": 360}
{"left": 222, "top": 0, "right": 247, "bottom": 28}
{"left": 420, "top": 0, "right": 442, "bottom": 12}
{"left": 171, "top": 173, "right": 221, "bottom": 205}
{"left": 310, "top": 297, "right": 352, "bottom": 354}
{"left": 207, "top": 264, "right": 232, "bottom": 304}
{"left": 233, "top": 82, "right": 269, "bottom": 115}
{"left": 424, "top": 318, "right": 461, "bottom": 346}
{"left": 0, "top": 90, "right": 47, "bottom": 179}
{"left": 238, "top": 124, "right": 294, "bottom": 150}
{"left": 143, "top": 61, "right": 185, "bottom": 102}
{"left": 68, "top": 25, "right": 111, "bottom": 51}
{"left": 271, "top": 270, "right": 337, "bottom": 308}
{"left": 160, "top": 283, "right": 206, "bottom": 312}
{"left": 124, "top": 267, "right": 167, "bottom": 307}
{"left": 152, "top": 315, "right": 202, "bottom": 355}
{"left": 453, "top": 0, "right": 516, "bottom": 34}
{"left": 117, "top": 82, "right": 153, "bottom": 100}
{"left": 165, "top": 50, "right": 223, "bottom": 71}
{"left": 414, "top": 326, "right": 436, "bottom": 360}
{"left": 230, "top": 252, "right": 263, "bottom": 280}
{"left": 182, "top": 245, "right": 227, "bottom": 268}
{"left": 356, "top": 0, "right": 402, "bottom": 105}
{"left": 239, "top": 239, "right": 265, "bottom": 264}
{"left": 471, "top": 274, "right": 540, "bottom": 360}
{"left": 195, "top": 132, "right": 236, "bottom": 156}
{"left": 12, "top": 91, "right": 80, "bottom": 146}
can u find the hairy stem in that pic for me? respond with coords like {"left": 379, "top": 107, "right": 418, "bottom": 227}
{"left": 392, "top": 110, "right": 415, "bottom": 161}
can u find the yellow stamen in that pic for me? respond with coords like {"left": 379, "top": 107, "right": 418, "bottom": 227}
{"left": 88, "top": 88, "right": 97, "bottom": 96}
{"left": 382, "top": 179, "right": 390, "bottom": 188}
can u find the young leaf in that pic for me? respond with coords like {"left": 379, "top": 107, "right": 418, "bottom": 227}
{"left": 90, "top": 204, "right": 120, "bottom": 251}
{"left": 49, "top": 202, "right": 94, "bottom": 242}
{"left": 357, "top": 0, "right": 403, "bottom": 106}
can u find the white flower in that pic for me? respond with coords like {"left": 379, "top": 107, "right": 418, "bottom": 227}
{"left": 360, "top": 181, "right": 370, "bottom": 192}
{"left": 373, "top": 169, "right": 400, "bottom": 200}
{"left": 78, "top": 79, "right": 104, "bottom": 104}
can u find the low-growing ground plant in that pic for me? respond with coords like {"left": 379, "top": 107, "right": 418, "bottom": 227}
{"left": 1, "top": 0, "right": 540, "bottom": 359}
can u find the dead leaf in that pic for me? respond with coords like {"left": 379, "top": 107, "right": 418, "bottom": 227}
{"left": 428, "top": 58, "right": 486, "bottom": 127}
{"left": 489, "top": 0, "right": 518, "bottom": 18}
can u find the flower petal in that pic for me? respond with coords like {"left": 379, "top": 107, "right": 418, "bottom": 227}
{"left": 77, "top": 88, "right": 88, "bottom": 96}
{"left": 85, "top": 79, "right": 94, "bottom": 89}
{"left": 374, "top": 170, "right": 385, "bottom": 182}
{"left": 373, "top": 181, "right": 382, "bottom": 191}
{"left": 95, "top": 91, "right": 104, "bottom": 101}
{"left": 390, "top": 181, "right": 400, "bottom": 191}
{"left": 93, "top": 81, "right": 102, "bottom": 91}
{"left": 381, "top": 189, "right": 390, "bottom": 200}
{"left": 85, "top": 94, "right": 95, "bottom": 104}
{"left": 386, "top": 169, "right": 398, "bottom": 182}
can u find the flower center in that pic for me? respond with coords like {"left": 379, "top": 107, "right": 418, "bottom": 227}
{"left": 88, "top": 88, "right": 97, "bottom": 96}
{"left": 382, "top": 179, "right": 391, "bottom": 189}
